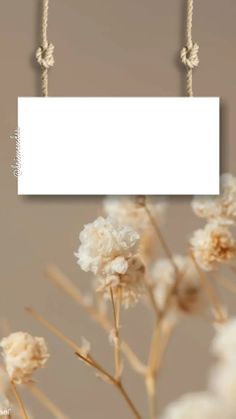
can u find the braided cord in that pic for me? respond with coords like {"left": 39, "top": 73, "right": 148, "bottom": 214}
{"left": 36, "top": 0, "right": 54, "bottom": 96}
{"left": 180, "top": 0, "right": 199, "bottom": 96}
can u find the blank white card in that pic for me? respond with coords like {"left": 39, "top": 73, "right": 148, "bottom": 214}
{"left": 18, "top": 97, "right": 219, "bottom": 195}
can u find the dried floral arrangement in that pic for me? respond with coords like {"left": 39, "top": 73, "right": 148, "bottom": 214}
{"left": 1, "top": 173, "right": 236, "bottom": 419}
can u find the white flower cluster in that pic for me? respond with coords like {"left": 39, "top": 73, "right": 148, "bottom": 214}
{"left": 208, "top": 319, "right": 236, "bottom": 414}
{"left": 104, "top": 196, "right": 167, "bottom": 261}
{"left": 160, "top": 392, "right": 233, "bottom": 419}
{"left": 192, "top": 174, "right": 236, "bottom": 225}
{"left": 190, "top": 174, "right": 236, "bottom": 271}
{"left": 161, "top": 320, "right": 236, "bottom": 419}
{"left": 0, "top": 332, "right": 49, "bottom": 384}
{"left": 75, "top": 216, "right": 145, "bottom": 307}
{"left": 152, "top": 255, "right": 201, "bottom": 315}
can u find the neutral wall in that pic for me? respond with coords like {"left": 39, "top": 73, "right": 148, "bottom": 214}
{"left": 0, "top": 1, "right": 235, "bottom": 418}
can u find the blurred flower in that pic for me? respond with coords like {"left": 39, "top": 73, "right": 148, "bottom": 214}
{"left": 211, "top": 318, "right": 236, "bottom": 361}
{"left": 190, "top": 223, "right": 236, "bottom": 271}
{"left": 209, "top": 360, "right": 236, "bottom": 411}
{"left": 0, "top": 332, "right": 49, "bottom": 384}
{"left": 80, "top": 337, "right": 91, "bottom": 357}
{"left": 192, "top": 173, "right": 236, "bottom": 225}
{"left": 152, "top": 255, "right": 201, "bottom": 314}
{"left": 103, "top": 196, "right": 167, "bottom": 262}
{"left": 160, "top": 392, "right": 233, "bottom": 419}
{"left": 0, "top": 394, "right": 10, "bottom": 414}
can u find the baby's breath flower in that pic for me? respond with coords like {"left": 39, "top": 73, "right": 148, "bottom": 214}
{"left": 75, "top": 216, "right": 139, "bottom": 276}
{"left": 76, "top": 217, "right": 145, "bottom": 307}
{"left": 160, "top": 392, "right": 233, "bottom": 419}
{"left": 152, "top": 255, "right": 201, "bottom": 314}
{"left": 0, "top": 332, "right": 49, "bottom": 384}
{"left": 80, "top": 337, "right": 91, "bottom": 357}
{"left": 192, "top": 174, "right": 236, "bottom": 225}
{"left": 209, "top": 361, "right": 236, "bottom": 411}
{"left": 103, "top": 196, "right": 167, "bottom": 261}
{"left": 190, "top": 223, "right": 236, "bottom": 271}
{"left": 98, "top": 255, "right": 146, "bottom": 308}
{"left": 211, "top": 318, "right": 236, "bottom": 361}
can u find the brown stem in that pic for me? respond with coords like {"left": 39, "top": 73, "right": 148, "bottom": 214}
{"left": 217, "top": 274, "right": 236, "bottom": 294}
{"left": 190, "top": 254, "right": 227, "bottom": 323}
{"left": 110, "top": 287, "right": 122, "bottom": 380}
{"left": 45, "top": 265, "right": 146, "bottom": 374}
{"left": 117, "top": 382, "right": 142, "bottom": 419}
{"left": 26, "top": 306, "right": 141, "bottom": 419}
{"left": 144, "top": 277, "right": 161, "bottom": 319}
{"left": 144, "top": 205, "right": 178, "bottom": 276}
{"left": 26, "top": 307, "right": 82, "bottom": 353}
{"left": 27, "top": 383, "right": 68, "bottom": 419}
{"left": 10, "top": 381, "right": 29, "bottom": 419}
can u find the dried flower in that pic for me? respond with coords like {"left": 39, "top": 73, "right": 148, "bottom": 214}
{"left": 192, "top": 174, "right": 236, "bottom": 225}
{"left": 103, "top": 196, "right": 167, "bottom": 261}
{"left": 76, "top": 217, "right": 145, "bottom": 307}
{"left": 80, "top": 337, "right": 91, "bottom": 357}
{"left": 190, "top": 223, "right": 236, "bottom": 271}
{"left": 0, "top": 332, "right": 49, "bottom": 384}
{"left": 152, "top": 255, "right": 201, "bottom": 314}
{"left": 99, "top": 255, "right": 146, "bottom": 308}
{"left": 211, "top": 318, "right": 236, "bottom": 361}
{"left": 75, "top": 216, "right": 139, "bottom": 276}
{"left": 209, "top": 361, "right": 236, "bottom": 411}
{"left": 160, "top": 392, "right": 233, "bottom": 419}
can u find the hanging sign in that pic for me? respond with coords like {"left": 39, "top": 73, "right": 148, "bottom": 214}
{"left": 17, "top": 96, "right": 219, "bottom": 195}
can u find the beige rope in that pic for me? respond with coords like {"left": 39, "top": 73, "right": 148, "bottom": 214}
{"left": 180, "top": 0, "right": 199, "bottom": 96}
{"left": 36, "top": 0, "right": 54, "bottom": 96}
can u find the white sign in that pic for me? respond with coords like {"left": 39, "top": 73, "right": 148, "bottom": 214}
{"left": 18, "top": 97, "right": 219, "bottom": 195}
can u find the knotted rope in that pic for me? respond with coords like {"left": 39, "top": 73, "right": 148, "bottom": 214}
{"left": 36, "top": 0, "right": 54, "bottom": 96}
{"left": 180, "top": 0, "right": 199, "bottom": 96}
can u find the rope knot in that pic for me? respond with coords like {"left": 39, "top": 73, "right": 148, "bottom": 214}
{"left": 36, "top": 43, "right": 55, "bottom": 69}
{"left": 180, "top": 42, "right": 199, "bottom": 69}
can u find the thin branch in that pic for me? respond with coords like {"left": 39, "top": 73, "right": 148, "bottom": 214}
{"left": 110, "top": 287, "right": 122, "bottom": 380}
{"left": 144, "top": 204, "right": 178, "bottom": 276}
{"left": 190, "top": 254, "right": 227, "bottom": 324}
{"left": 10, "top": 381, "right": 29, "bottom": 419}
{"left": 45, "top": 265, "right": 146, "bottom": 374}
{"left": 26, "top": 307, "right": 141, "bottom": 419}
{"left": 216, "top": 274, "right": 236, "bottom": 294}
{"left": 26, "top": 307, "right": 82, "bottom": 353}
{"left": 27, "top": 383, "right": 68, "bottom": 419}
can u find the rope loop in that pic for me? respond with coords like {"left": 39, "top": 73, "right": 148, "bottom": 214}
{"left": 36, "top": 43, "right": 55, "bottom": 70}
{"left": 180, "top": 42, "right": 199, "bottom": 70}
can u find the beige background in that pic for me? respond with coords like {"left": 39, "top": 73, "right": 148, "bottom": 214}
{"left": 0, "top": 1, "right": 236, "bottom": 418}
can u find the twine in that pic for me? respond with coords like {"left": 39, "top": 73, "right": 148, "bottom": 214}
{"left": 180, "top": 0, "right": 199, "bottom": 96}
{"left": 35, "top": 0, "right": 54, "bottom": 96}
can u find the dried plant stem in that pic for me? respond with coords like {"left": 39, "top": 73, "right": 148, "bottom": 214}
{"left": 76, "top": 352, "right": 141, "bottom": 418}
{"left": 26, "top": 307, "right": 82, "bottom": 353}
{"left": 144, "top": 204, "right": 178, "bottom": 276}
{"left": 27, "top": 307, "right": 141, "bottom": 419}
{"left": 190, "top": 255, "right": 227, "bottom": 323}
{"left": 10, "top": 381, "right": 29, "bottom": 419}
{"left": 145, "top": 318, "right": 174, "bottom": 419}
{"left": 27, "top": 383, "right": 68, "bottom": 419}
{"left": 45, "top": 265, "right": 111, "bottom": 331}
{"left": 144, "top": 277, "right": 160, "bottom": 319}
{"left": 45, "top": 265, "right": 146, "bottom": 374}
{"left": 217, "top": 275, "right": 236, "bottom": 294}
{"left": 110, "top": 286, "right": 122, "bottom": 380}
